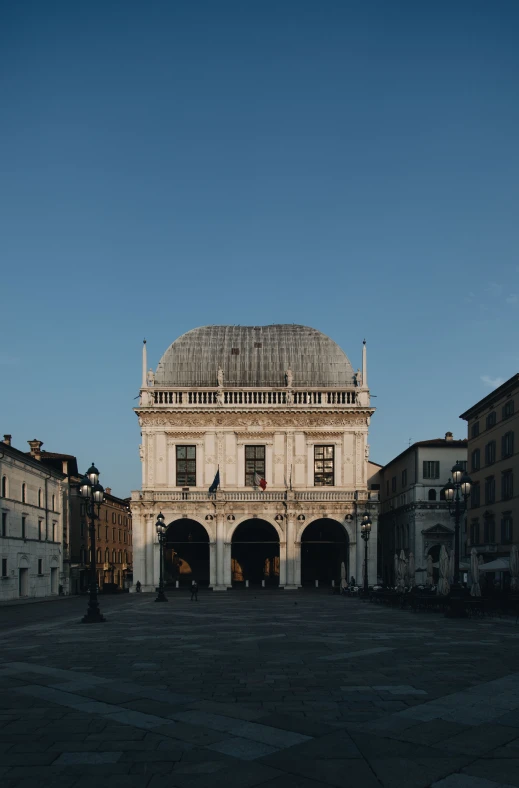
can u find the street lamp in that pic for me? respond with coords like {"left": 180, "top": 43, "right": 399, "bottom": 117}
{"left": 442, "top": 462, "right": 472, "bottom": 588}
{"left": 80, "top": 463, "right": 105, "bottom": 623}
{"left": 360, "top": 512, "right": 372, "bottom": 595}
{"left": 155, "top": 512, "right": 168, "bottom": 602}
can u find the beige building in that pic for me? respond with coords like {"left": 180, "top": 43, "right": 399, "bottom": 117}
{"left": 460, "top": 374, "right": 518, "bottom": 564}
{"left": 378, "top": 433, "right": 467, "bottom": 585}
{"left": 132, "top": 325, "right": 378, "bottom": 591}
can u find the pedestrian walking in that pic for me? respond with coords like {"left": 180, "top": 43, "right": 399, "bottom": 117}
{"left": 190, "top": 580, "right": 198, "bottom": 601}
{"left": 135, "top": 581, "right": 142, "bottom": 593}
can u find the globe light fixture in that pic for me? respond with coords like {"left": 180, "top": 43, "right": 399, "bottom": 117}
{"left": 441, "top": 462, "right": 472, "bottom": 603}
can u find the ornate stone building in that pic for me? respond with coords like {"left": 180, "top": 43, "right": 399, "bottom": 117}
{"left": 132, "top": 325, "right": 377, "bottom": 591}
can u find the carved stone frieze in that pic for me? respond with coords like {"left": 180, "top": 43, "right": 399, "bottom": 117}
{"left": 138, "top": 411, "right": 371, "bottom": 429}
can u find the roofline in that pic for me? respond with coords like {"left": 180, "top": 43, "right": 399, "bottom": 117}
{"left": 381, "top": 439, "right": 468, "bottom": 471}
{"left": 460, "top": 373, "right": 519, "bottom": 420}
{"left": 0, "top": 443, "right": 66, "bottom": 479}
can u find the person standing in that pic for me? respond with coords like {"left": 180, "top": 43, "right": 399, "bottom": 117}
{"left": 190, "top": 580, "right": 198, "bottom": 601}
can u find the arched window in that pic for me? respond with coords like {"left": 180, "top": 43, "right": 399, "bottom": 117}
{"left": 21, "top": 483, "right": 26, "bottom": 503}
{"left": 1, "top": 476, "right": 7, "bottom": 497}
{"left": 112, "top": 512, "right": 116, "bottom": 523}
{"left": 118, "top": 514, "right": 122, "bottom": 525}
{"left": 38, "top": 488, "right": 42, "bottom": 507}
{"left": 428, "top": 489, "right": 437, "bottom": 501}
{"left": 118, "top": 551, "right": 122, "bottom": 563}
{"left": 96, "top": 549, "right": 101, "bottom": 564}
{"left": 112, "top": 550, "right": 116, "bottom": 563}
{"left": 105, "top": 548, "right": 109, "bottom": 562}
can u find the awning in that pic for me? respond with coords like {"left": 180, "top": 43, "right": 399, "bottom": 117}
{"left": 478, "top": 557, "right": 510, "bottom": 573}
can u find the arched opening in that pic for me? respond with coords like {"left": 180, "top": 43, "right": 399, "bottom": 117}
{"left": 301, "top": 518, "right": 348, "bottom": 586}
{"left": 231, "top": 519, "right": 280, "bottom": 588}
{"left": 427, "top": 544, "right": 442, "bottom": 584}
{"left": 164, "top": 519, "right": 209, "bottom": 587}
{"left": 428, "top": 489, "right": 437, "bottom": 501}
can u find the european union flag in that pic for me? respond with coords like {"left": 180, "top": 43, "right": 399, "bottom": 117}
{"left": 209, "top": 469, "right": 220, "bottom": 494}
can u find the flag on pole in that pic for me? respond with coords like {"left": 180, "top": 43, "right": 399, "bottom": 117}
{"left": 209, "top": 468, "right": 220, "bottom": 493}
{"left": 254, "top": 472, "right": 267, "bottom": 491}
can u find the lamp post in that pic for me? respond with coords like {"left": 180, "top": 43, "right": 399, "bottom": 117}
{"left": 80, "top": 463, "right": 105, "bottom": 623}
{"left": 155, "top": 512, "right": 168, "bottom": 602}
{"left": 442, "top": 462, "right": 472, "bottom": 588}
{"left": 361, "top": 512, "right": 372, "bottom": 595}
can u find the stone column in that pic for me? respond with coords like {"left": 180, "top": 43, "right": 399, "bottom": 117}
{"left": 294, "top": 541, "right": 302, "bottom": 587}
{"left": 279, "top": 542, "right": 287, "bottom": 586}
{"left": 224, "top": 542, "right": 232, "bottom": 587}
{"left": 285, "top": 512, "right": 297, "bottom": 589}
{"left": 209, "top": 542, "right": 216, "bottom": 587}
{"left": 215, "top": 508, "right": 226, "bottom": 590}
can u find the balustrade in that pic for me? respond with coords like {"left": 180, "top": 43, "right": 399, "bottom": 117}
{"left": 148, "top": 388, "right": 358, "bottom": 407}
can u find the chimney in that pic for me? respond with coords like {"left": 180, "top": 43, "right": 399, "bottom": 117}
{"left": 445, "top": 432, "right": 453, "bottom": 442}
{"left": 105, "top": 487, "right": 111, "bottom": 495}
{"left": 62, "top": 460, "right": 69, "bottom": 475}
{"left": 3, "top": 434, "right": 12, "bottom": 446}
{"left": 28, "top": 439, "right": 43, "bottom": 460}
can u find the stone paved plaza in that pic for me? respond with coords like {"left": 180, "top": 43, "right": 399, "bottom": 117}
{"left": 1, "top": 592, "right": 519, "bottom": 788}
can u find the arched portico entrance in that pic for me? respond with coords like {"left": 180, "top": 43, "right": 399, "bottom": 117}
{"left": 301, "top": 518, "right": 348, "bottom": 586}
{"left": 164, "top": 519, "right": 209, "bottom": 587}
{"left": 231, "top": 519, "right": 280, "bottom": 588}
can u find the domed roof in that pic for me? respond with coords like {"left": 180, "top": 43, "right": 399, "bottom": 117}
{"left": 155, "top": 325, "right": 354, "bottom": 388}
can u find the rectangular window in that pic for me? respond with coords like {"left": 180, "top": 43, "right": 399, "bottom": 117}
{"left": 245, "top": 445, "right": 266, "bottom": 487}
{"left": 176, "top": 446, "right": 197, "bottom": 487}
{"left": 484, "top": 476, "right": 495, "bottom": 505}
{"left": 502, "top": 400, "right": 515, "bottom": 419}
{"left": 1, "top": 558, "right": 6, "bottom": 577}
{"left": 112, "top": 512, "right": 116, "bottom": 523}
{"left": 118, "top": 529, "right": 122, "bottom": 542}
{"left": 113, "top": 528, "right": 116, "bottom": 541}
{"left": 423, "top": 461, "right": 440, "bottom": 479}
{"left": 486, "top": 412, "right": 497, "bottom": 429}
{"left": 502, "top": 470, "right": 513, "bottom": 501}
{"left": 401, "top": 469, "right": 407, "bottom": 487}
{"left": 38, "top": 520, "right": 42, "bottom": 540}
{"left": 391, "top": 476, "right": 397, "bottom": 492}
{"left": 501, "top": 515, "right": 513, "bottom": 544}
{"left": 471, "top": 421, "right": 480, "bottom": 438}
{"left": 314, "top": 445, "right": 334, "bottom": 486}
{"left": 105, "top": 526, "right": 108, "bottom": 540}
{"left": 470, "top": 520, "right": 480, "bottom": 545}
{"left": 52, "top": 522, "right": 56, "bottom": 542}
{"left": 80, "top": 522, "right": 84, "bottom": 538}
{"left": 485, "top": 441, "right": 496, "bottom": 465}
{"left": 22, "top": 516, "right": 26, "bottom": 539}
{"left": 97, "top": 525, "right": 101, "bottom": 540}
{"left": 502, "top": 431, "right": 514, "bottom": 459}
{"left": 483, "top": 517, "right": 495, "bottom": 543}
{"left": 38, "top": 558, "right": 43, "bottom": 575}
{"left": 1, "top": 512, "right": 6, "bottom": 537}
{"left": 471, "top": 449, "right": 480, "bottom": 471}
{"left": 471, "top": 482, "right": 480, "bottom": 508}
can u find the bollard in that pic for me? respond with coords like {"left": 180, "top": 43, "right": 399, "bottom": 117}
{"left": 245, "top": 580, "right": 249, "bottom": 588}
{"left": 315, "top": 579, "right": 319, "bottom": 588}
{"left": 175, "top": 580, "right": 179, "bottom": 589}
{"left": 262, "top": 579, "right": 265, "bottom": 588}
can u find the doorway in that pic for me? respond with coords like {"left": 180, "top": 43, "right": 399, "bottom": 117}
{"left": 231, "top": 519, "right": 280, "bottom": 588}
{"left": 301, "top": 518, "right": 348, "bottom": 586}
{"left": 164, "top": 519, "right": 210, "bottom": 587}
{"left": 18, "top": 567, "right": 28, "bottom": 597}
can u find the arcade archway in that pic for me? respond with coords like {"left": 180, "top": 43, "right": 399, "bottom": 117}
{"left": 164, "top": 519, "right": 209, "bottom": 587}
{"left": 301, "top": 518, "right": 348, "bottom": 586}
{"left": 231, "top": 519, "right": 280, "bottom": 588}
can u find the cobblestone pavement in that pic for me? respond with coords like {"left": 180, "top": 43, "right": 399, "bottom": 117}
{"left": 1, "top": 591, "right": 519, "bottom": 788}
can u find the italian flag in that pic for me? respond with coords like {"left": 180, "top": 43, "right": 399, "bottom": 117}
{"left": 254, "top": 472, "right": 267, "bottom": 491}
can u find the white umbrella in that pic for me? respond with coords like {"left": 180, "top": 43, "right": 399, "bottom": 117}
{"left": 408, "top": 552, "right": 416, "bottom": 588}
{"left": 510, "top": 546, "right": 519, "bottom": 592}
{"left": 397, "top": 549, "right": 407, "bottom": 591}
{"left": 340, "top": 561, "right": 347, "bottom": 590}
{"left": 448, "top": 549, "right": 455, "bottom": 584}
{"left": 470, "top": 547, "right": 481, "bottom": 597}
{"left": 426, "top": 554, "right": 434, "bottom": 586}
{"left": 478, "top": 557, "right": 510, "bottom": 572}
{"left": 437, "top": 545, "right": 450, "bottom": 596}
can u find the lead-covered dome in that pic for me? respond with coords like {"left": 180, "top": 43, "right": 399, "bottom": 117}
{"left": 155, "top": 325, "right": 354, "bottom": 387}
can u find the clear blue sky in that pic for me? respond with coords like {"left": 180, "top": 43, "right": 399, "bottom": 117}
{"left": 1, "top": 1, "right": 518, "bottom": 496}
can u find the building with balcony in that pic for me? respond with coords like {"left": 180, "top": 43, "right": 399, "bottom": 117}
{"left": 132, "top": 324, "right": 377, "bottom": 591}
{"left": 0, "top": 435, "right": 66, "bottom": 600}
{"left": 378, "top": 433, "right": 467, "bottom": 586}
{"left": 460, "top": 374, "right": 518, "bottom": 565}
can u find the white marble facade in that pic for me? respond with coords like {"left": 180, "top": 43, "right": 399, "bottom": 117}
{"left": 132, "top": 325, "right": 378, "bottom": 591}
